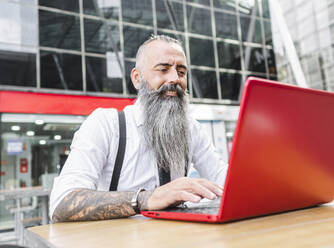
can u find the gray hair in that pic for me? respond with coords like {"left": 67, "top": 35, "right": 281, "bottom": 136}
{"left": 135, "top": 34, "right": 184, "bottom": 70}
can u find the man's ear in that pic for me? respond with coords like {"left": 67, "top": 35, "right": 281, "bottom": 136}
{"left": 130, "top": 67, "right": 141, "bottom": 90}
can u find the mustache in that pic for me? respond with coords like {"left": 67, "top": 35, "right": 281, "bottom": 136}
{"left": 156, "top": 83, "right": 185, "bottom": 98}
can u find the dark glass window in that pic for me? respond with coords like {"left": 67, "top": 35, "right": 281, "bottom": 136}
{"left": 262, "top": 0, "right": 270, "bottom": 19}
{"left": 240, "top": 15, "right": 263, "bottom": 44}
{"left": 39, "top": 10, "right": 81, "bottom": 51}
{"left": 214, "top": 0, "right": 236, "bottom": 11}
{"left": 243, "top": 46, "right": 266, "bottom": 73}
{"left": 187, "top": 6, "right": 212, "bottom": 36}
{"left": 238, "top": 0, "right": 260, "bottom": 17}
{"left": 125, "top": 61, "right": 137, "bottom": 95}
{"left": 266, "top": 49, "right": 277, "bottom": 75}
{"left": 83, "top": 0, "right": 119, "bottom": 20}
{"left": 39, "top": 0, "right": 79, "bottom": 13}
{"left": 263, "top": 20, "right": 273, "bottom": 46}
{"left": 187, "top": 0, "right": 210, "bottom": 6}
{"left": 40, "top": 51, "right": 82, "bottom": 90}
{"left": 156, "top": 1, "right": 184, "bottom": 31}
{"left": 217, "top": 42, "right": 241, "bottom": 70}
{"left": 123, "top": 25, "right": 153, "bottom": 58}
{"left": 84, "top": 18, "right": 120, "bottom": 54}
{"left": 122, "top": 0, "right": 153, "bottom": 26}
{"left": 220, "top": 72, "right": 242, "bottom": 100}
{"left": 189, "top": 38, "right": 215, "bottom": 67}
{"left": 0, "top": 51, "right": 36, "bottom": 87}
{"left": 86, "top": 56, "right": 123, "bottom": 93}
{"left": 192, "top": 69, "right": 218, "bottom": 99}
{"left": 215, "top": 11, "right": 238, "bottom": 40}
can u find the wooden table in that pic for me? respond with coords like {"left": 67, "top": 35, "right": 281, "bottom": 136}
{"left": 26, "top": 201, "right": 334, "bottom": 248}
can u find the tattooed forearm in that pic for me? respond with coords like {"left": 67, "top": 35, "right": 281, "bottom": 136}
{"left": 52, "top": 189, "right": 153, "bottom": 222}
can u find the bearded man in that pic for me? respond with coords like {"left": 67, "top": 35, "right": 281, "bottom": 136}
{"left": 50, "top": 35, "right": 228, "bottom": 222}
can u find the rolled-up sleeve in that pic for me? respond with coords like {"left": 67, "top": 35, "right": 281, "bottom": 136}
{"left": 49, "top": 108, "right": 117, "bottom": 219}
{"left": 191, "top": 120, "right": 228, "bottom": 187}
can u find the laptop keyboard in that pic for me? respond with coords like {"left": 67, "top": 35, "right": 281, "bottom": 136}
{"left": 162, "top": 197, "right": 221, "bottom": 215}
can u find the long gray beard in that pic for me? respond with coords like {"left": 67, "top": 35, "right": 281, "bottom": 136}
{"left": 138, "top": 80, "right": 189, "bottom": 180}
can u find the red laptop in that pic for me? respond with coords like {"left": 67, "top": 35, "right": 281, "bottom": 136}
{"left": 141, "top": 77, "right": 334, "bottom": 223}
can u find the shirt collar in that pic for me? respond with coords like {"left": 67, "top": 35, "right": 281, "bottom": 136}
{"left": 133, "top": 99, "right": 145, "bottom": 127}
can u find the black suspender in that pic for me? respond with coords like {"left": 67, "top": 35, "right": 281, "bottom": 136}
{"left": 109, "top": 110, "right": 173, "bottom": 191}
{"left": 109, "top": 111, "right": 127, "bottom": 191}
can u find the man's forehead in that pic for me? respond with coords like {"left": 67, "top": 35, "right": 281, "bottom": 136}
{"left": 144, "top": 40, "right": 186, "bottom": 65}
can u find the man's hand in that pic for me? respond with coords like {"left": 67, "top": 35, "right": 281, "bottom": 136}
{"left": 144, "top": 177, "right": 223, "bottom": 210}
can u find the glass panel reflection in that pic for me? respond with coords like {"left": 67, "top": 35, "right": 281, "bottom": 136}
{"left": 189, "top": 37, "right": 215, "bottom": 67}
{"left": 263, "top": 20, "right": 273, "bottom": 46}
{"left": 125, "top": 60, "right": 137, "bottom": 95}
{"left": 123, "top": 25, "right": 153, "bottom": 58}
{"left": 266, "top": 49, "right": 277, "bottom": 75}
{"left": 40, "top": 51, "right": 83, "bottom": 90}
{"left": 215, "top": 11, "right": 238, "bottom": 40}
{"left": 243, "top": 46, "right": 266, "bottom": 73}
{"left": 39, "top": 0, "right": 79, "bottom": 13}
{"left": 262, "top": 0, "right": 270, "bottom": 19}
{"left": 187, "top": 0, "right": 210, "bottom": 6}
{"left": 0, "top": 51, "right": 36, "bottom": 87}
{"left": 192, "top": 69, "right": 218, "bottom": 99}
{"left": 39, "top": 10, "right": 81, "bottom": 51}
{"left": 214, "top": 0, "right": 236, "bottom": 11}
{"left": 122, "top": 0, "right": 153, "bottom": 26}
{"left": 217, "top": 41, "right": 241, "bottom": 70}
{"left": 238, "top": 0, "right": 260, "bottom": 17}
{"left": 240, "top": 15, "right": 263, "bottom": 43}
{"left": 86, "top": 56, "right": 123, "bottom": 93}
{"left": 0, "top": 1, "right": 37, "bottom": 47}
{"left": 0, "top": 113, "right": 85, "bottom": 230}
{"left": 187, "top": 6, "right": 212, "bottom": 36}
{"left": 156, "top": 0, "right": 184, "bottom": 31}
{"left": 84, "top": 18, "right": 120, "bottom": 54}
{"left": 220, "top": 72, "right": 242, "bottom": 100}
{"left": 83, "top": 0, "right": 119, "bottom": 19}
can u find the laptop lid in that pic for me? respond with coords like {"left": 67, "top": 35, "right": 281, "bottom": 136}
{"left": 219, "top": 77, "right": 334, "bottom": 222}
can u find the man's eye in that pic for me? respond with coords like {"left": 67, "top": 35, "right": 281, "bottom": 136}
{"left": 178, "top": 71, "right": 186, "bottom": 75}
{"left": 160, "top": 68, "right": 168, "bottom": 72}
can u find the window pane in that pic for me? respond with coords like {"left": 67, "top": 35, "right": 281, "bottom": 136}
{"left": 122, "top": 0, "right": 153, "bottom": 26}
{"left": 266, "top": 49, "right": 277, "bottom": 75}
{"left": 83, "top": 0, "right": 119, "bottom": 20}
{"left": 214, "top": 0, "right": 236, "bottom": 11}
{"left": 187, "top": 6, "right": 212, "bottom": 36}
{"left": 84, "top": 18, "right": 120, "bottom": 54}
{"left": 243, "top": 46, "right": 266, "bottom": 73}
{"left": 187, "top": 0, "right": 210, "bottom": 6}
{"left": 123, "top": 25, "right": 153, "bottom": 58}
{"left": 189, "top": 38, "right": 215, "bottom": 67}
{"left": 40, "top": 51, "right": 82, "bottom": 90}
{"left": 238, "top": 0, "right": 260, "bottom": 17}
{"left": 217, "top": 41, "right": 241, "bottom": 70}
{"left": 263, "top": 20, "right": 273, "bottom": 46}
{"left": 156, "top": 1, "right": 184, "bottom": 31}
{"left": 220, "top": 72, "right": 242, "bottom": 100}
{"left": 86, "top": 56, "right": 123, "bottom": 93}
{"left": 215, "top": 11, "right": 238, "bottom": 40}
{"left": 39, "top": 0, "right": 79, "bottom": 13}
{"left": 125, "top": 60, "right": 137, "bottom": 95}
{"left": 192, "top": 69, "right": 218, "bottom": 99}
{"left": 262, "top": 0, "right": 270, "bottom": 19}
{"left": 0, "top": 51, "right": 36, "bottom": 87}
{"left": 39, "top": 10, "right": 81, "bottom": 51}
{"left": 0, "top": 1, "right": 37, "bottom": 47}
{"left": 240, "top": 15, "right": 263, "bottom": 43}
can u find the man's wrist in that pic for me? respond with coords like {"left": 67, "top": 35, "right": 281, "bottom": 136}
{"left": 137, "top": 190, "right": 153, "bottom": 211}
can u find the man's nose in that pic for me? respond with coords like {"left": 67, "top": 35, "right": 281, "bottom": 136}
{"left": 167, "top": 69, "right": 180, "bottom": 84}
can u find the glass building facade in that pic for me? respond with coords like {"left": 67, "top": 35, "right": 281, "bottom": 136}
{"left": 0, "top": 0, "right": 277, "bottom": 104}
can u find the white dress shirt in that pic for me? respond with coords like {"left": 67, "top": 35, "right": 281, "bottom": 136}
{"left": 50, "top": 100, "right": 228, "bottom": 219}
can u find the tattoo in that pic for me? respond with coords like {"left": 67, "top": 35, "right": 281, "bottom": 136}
{"left": 52, "top": 189, "right": 153, "bottom": 222}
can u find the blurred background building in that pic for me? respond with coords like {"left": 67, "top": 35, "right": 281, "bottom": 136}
{"left": 2, "top": 0, "right": 327, "bottom": 237}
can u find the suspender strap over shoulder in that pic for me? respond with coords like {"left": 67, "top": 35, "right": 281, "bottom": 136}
{"left": 109, "top": 111, "right": 126, "bottom": 191}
